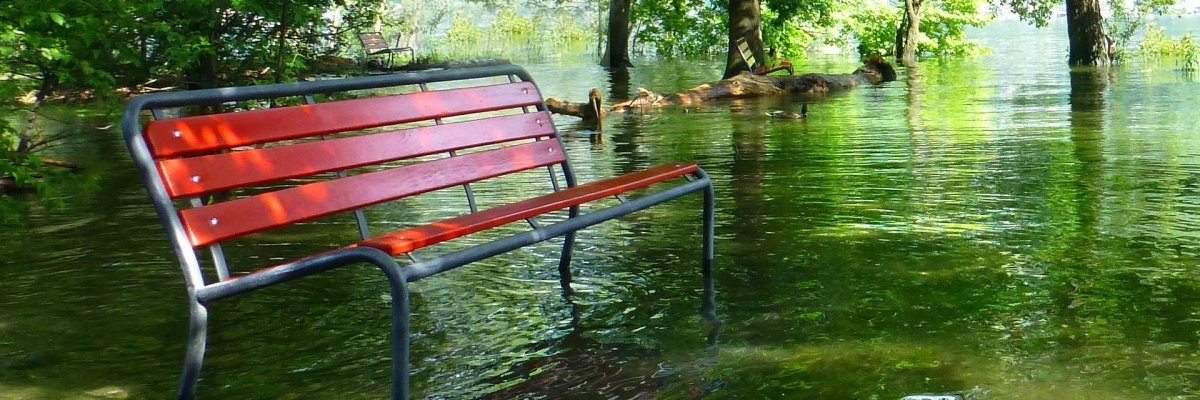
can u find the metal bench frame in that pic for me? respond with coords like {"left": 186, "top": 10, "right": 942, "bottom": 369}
{"left": 121, "top": 65, "right": 716, "bottom": 399}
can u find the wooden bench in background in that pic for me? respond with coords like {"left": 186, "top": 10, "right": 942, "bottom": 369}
{"left": 121, "top": 65, "right": 716, "bottom": 399}
{"left": 358, "top": 31, "right": 415, "bottom": 69}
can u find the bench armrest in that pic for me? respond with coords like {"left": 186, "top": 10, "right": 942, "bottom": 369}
{"left": 195, "top": 247, "right": 403, "bottom": 303}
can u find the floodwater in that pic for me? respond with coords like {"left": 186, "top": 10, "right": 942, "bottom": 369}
{"left": 3, "top": 18, "right": 1200, "bottom": 400}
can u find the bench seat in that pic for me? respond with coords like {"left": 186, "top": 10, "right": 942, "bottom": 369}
{"left": 358, "top": 162, "right": 698, "bottom": 255}
{"left": 199, "top": 162, "right": 703, "bottom": 302}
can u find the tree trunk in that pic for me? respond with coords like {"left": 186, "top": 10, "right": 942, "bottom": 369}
{"left": 895, "top": 11, "right": 908, "bottom": 60}
{"left": 373, "top": 1, "right": 386, "bottom": 33}
{"left": 601, "top": 0, "right": 633, "bottom": 67}
{"left": 184, "top": 2, "right": 223, "bottom": 90}
{"left": 723, "top": 0, "right": 764, "bottom": 79}
{"left": 900, "top": 0, "right": 922, "bottom": 67}
{"left": 274, "top": 1, "right": 291, "bottom": 84}
{"left": 595, "top": 0, "right": 604, "bottom": 57}
{"left": 548, "top": 59, "right": 897, "bottom": 117}
{"left": 35, "top": 67, "right": 58, "bottom": 102}
{"left": 1066, "top": 0, "right": 1108, "bottom": 65}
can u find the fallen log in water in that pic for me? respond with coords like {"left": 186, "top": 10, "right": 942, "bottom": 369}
{"left": 547, "top": 58, "right": 897, "bottom": 119}
{"left": 544, "top": 88, "right": 607, "bottom": 122}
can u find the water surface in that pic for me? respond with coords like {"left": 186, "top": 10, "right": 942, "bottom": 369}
{"left": 3, "top": 20, "right": 1200, "bottom": 399}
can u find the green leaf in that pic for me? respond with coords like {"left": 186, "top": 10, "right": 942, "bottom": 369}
{"left": 39, "top": 47, "right": 62, "bottom": 61}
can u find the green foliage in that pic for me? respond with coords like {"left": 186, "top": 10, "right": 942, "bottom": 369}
{"left": 0, "top": 108, "right": 69, "bottom": 202}
{"left": 1105, "top": 0, "right": 1177, "bottom": 63}
{"left": 444, "top": 11, "right": 486, "bottom": 48}
{"left": 994, "top": 0, "right": 1055, "bottom": 27}
{"left": 1139, "top": 24, "right": 1199, "bottom": 71}
{"left": 546, "top": 12, "right": 589, "bottom": 45}
{"left": 435, "top": 5, "right": 593, "bottom": 60}
{"left": 632, "top": 0, "right": 726, "bottom": 57}
{"left": 0, "top": 116, "right": 17, "bottom": 153}
{"left": 492, "top": 7, "right": 540, "bottom": 40}
{"left": 623, "top": 0, "right": 985, "bottom": 60}
{"left": 1106, "top": 0, "right": 1143, "bottom": 63}
{"left": 760, "top": 0, "right": 848, "bottom": 57}
{"left": 0, "top": 0, "right": 388, "bottom": 203}
{"left": 1, "top": 0, "right": 384, "bottom": 97}
{"left": 917, "top": 1, "right": 988, "bottom": 56}
{"left": 760, "top": 4, "right": 825, "bottom": 58}
{"left": 1, "top": 151, "right": 52, "bottom": 195}
{"left": 766, "top": 0, "right": 844, "bottom": 27}
{"left": 845, "top": 5, "right": 901, "bottom": 57}
{"left": 839, "top": 0, "right": 986, "bottom": 59}
{"left": 0, "top": 2, "right": 128, "bottom": 97}
{"left": 1184, "top": 36, "right": 1200, "bottom": 72}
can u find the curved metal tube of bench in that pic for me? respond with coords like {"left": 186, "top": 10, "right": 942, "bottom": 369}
{"left": 400, "top": 171, "right": 712, "bottom": 283}
{"left": 182, "top": 247, "right": 412, "bottom": 400}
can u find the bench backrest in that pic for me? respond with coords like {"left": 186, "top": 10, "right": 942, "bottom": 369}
{"left": 122, "top": 66, "right": 572, "bottom": 288}
{"left": 359, "top": 31, "right": 398, "bottom": 53}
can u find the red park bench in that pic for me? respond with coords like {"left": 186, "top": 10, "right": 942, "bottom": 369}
{"left": 120, "top": 65, "right": 716, "bottom": 399}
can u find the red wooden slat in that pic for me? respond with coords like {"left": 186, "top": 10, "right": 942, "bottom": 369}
{"left": 356, "top": 163, "right": 699, "bottom": 255}
{"left": 157, "top": 112, "right": 556, "bottom": 198}
{"left": 145, "top": 82, "right": 542, "bottom": 157}
{"left": 178, "top": 140, "right": 567, "bottom": 247}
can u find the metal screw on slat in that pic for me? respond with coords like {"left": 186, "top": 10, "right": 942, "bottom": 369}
{"left": 210, "top": 218, "right": 219, "bottom": 226}
{"left": 548, "top": 148, "right": 554, "bottom": 153}
{"left": 173, "top": 130, "right": 182, "bottom": 138}
{"left": 522, "top": 88, "right": 528, "bottom": 94}
{"left": 536, "top": 119, "right": 543, "bottom": 126}
{"left": 191, "top": 176, "right": 201, "bottom": 183}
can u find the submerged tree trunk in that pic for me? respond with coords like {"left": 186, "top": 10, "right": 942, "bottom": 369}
{"left": 1066, "top": 0, "right": 1109, "bottom": 65}
{"left": 548, "top": 60, "right": 897, "bottom": 118}
{"left": 723, "top": 0, "right": 765, "bottom": 79}
{"left": 897, "top": 0, "right": 922, "bottom": 67}
{"left": 601, "top": 0, "right": 633, "bottom": 67}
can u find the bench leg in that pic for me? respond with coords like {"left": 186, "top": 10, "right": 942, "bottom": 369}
{"left": 387, "top": 273, "right": 412, "bottom": 400}
{"left": 701, "top": 184, "right": 718, "bottom": 322}
{"left": 177, "top": 300, "right": 209, "bottom": 400}
{"left": 557, "top": 232, "right": 576, "bottom": 294}
{"left": 557, "top": 206, "right": 580, "bottom": 295}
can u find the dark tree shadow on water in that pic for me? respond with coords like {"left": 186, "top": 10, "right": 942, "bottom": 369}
{"left": 1044, "top": 67, "right": 1107, "bottom": 355}
{"left": 606, "top": 67, "right": 632, "bottom": 103}
{"left": 1069, "top": 67, "right": 1106, "bottom": 234}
